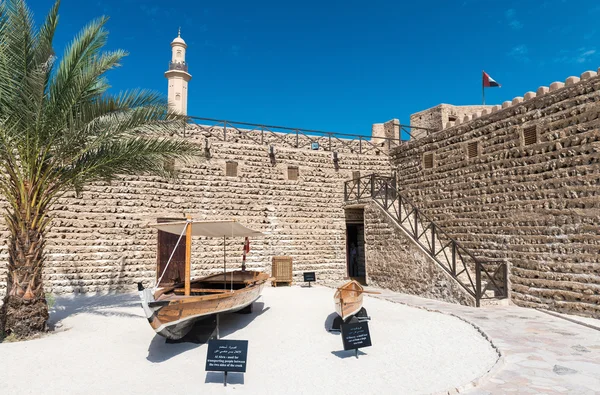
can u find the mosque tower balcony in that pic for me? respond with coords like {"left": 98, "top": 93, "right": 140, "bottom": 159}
{"left": 168, "top": 61, "right": 188, "bottom": 72}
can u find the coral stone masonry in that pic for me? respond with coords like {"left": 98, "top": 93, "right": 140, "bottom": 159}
{"left": 391, "top": 70, "right": 600, "bottom": 318}
{"left": 0, "top": 125, "right": 392, "bottom": 297}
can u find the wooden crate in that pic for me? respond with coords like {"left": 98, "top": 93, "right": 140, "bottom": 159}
{"left": 271, "top": 256, "right": 293, "bottom": 286}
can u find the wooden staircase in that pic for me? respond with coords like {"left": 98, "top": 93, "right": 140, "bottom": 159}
{"left": 344, "top": 174, "right": 509, "bottom": 307}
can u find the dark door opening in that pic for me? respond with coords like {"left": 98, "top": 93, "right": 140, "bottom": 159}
{"left": 346, "top": 223, "right": 366, "bottom": 285}
{"left": 157, "top": 218, "right": 187, "bottom": 287}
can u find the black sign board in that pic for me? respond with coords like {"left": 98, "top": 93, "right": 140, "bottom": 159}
{"left": 341, "top": 321, "right": 372, "bottom": 351}
{"left": 303, "top": 271, "right": 316, "bottom": 283}
{"left": 206, "top": 339, "right": 248, "bottom": 373}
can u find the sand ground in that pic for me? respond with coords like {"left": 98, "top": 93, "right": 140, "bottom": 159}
{"left": 0, "top": 285, "right": 498, "bottom": 395}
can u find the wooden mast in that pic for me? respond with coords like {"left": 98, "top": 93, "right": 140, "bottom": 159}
{"left": 184, "top": 215, "right": 192, "bottom": 296}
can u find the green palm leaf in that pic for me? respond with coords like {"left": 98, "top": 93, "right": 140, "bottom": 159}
{"left": 0, "top": 0, "right": 202, "bottom": 337}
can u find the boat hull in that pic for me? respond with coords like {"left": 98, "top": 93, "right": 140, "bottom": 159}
{"left": 140, "top": 270, "right": 268, "bottom": 339}
{"left": 334, "top": 280, "right": 364, "bottom": 321}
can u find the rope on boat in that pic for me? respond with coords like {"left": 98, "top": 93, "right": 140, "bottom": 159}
{"left": 154, "top": 220, "right": 189, "bottom": 291}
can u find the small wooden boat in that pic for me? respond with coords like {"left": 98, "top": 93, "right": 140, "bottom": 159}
{"left": 139, "top": 218, "right": 269, "bottom": 340}
{"left": 334, "top": 280, "right": 365, "bottom": 321}
{"left": 139, "top": 270, "right": 268, "bottom": 339}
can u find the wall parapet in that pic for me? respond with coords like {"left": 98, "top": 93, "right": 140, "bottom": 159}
{"left": 398, "top": 67, "right": 600, "bottom": 153}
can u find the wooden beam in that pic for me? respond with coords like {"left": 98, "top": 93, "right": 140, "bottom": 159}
{"left": 185, "top": 215, "right": 192, "bottom": 296}
{"left": 174, "top": 288, "right": 228, "bottom": 294}
{"left": 357, "top": 290, "right": 381, "bottom": 295}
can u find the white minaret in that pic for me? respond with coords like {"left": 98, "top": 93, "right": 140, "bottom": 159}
{"left": 165, "top": 28, "right": 192, "bottom": 115}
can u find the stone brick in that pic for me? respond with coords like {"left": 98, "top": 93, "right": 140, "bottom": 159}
{"left": 565, "top": 76, "right": 580, "bottom": 86}
{"left": 537, "top": 86, "right": 549, "bottom": 96}
{"left": 524, "top": 92, "right": 536, "bottom": 100}
{"left": 580, "top": 71, "right": 597, "bottom": 80}
{"left": 549, "top": 81, "right": 565, "bottom": 91}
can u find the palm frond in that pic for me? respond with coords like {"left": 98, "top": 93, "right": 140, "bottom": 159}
{"left": 46, "top": 89, "right": 186, "bottom": 170}
{"left": 32, "top": 0, "right": 59, "bottom": 67}
{"left": 56, "top": 137, "right": 202, "bottom": 192}
{"left": 0, "top": 0, "right": 200, "bottom": 218}
{"left": 47, "top": 15, "right": 109, "bottom": 119}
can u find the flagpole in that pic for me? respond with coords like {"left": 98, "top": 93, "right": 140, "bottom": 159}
{"left": 482, "top": 70, "right": 485, "bottom": 105}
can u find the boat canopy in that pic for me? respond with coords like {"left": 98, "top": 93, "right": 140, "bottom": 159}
{"left": 148, "top": 219, "right": 263, "bottom": 238}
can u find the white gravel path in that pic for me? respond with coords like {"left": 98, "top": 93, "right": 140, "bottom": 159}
{"left": 0, "top": 285, "right": 498, "bottom": 394}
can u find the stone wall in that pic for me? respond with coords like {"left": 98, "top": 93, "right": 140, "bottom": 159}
{"left": 363, "top": 203, "right": 474, "bottom": 305}
{"left": 393, "top": 69, "right": 600, "bottom": 318}
{"left": 409, "top": 105, "right": 443, "bottom": 136}
{"left": 371, "top": 119, "right": 401, "bottom": 153}
{"left": 0, "top": 127, "right": 392, "bottom": 297}
{"left": 410, "top": 104, "right": 495, "bottom": 138}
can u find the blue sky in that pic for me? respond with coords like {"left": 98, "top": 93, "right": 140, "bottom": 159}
{"left": 30, "top": 0, "right": 600, "bottom": 136}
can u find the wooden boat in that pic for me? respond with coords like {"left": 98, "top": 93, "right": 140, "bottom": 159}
{"left": 139, "top": 218, "right": 269, "bottom": 340}
{"left": 139, "top": 270, "right": 268, "bottom": 339}
{"left": 334, "top": 280, "right": 365, "bottom": 321}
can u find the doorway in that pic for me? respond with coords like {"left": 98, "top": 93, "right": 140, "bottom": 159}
{"left": 345, "top": 209, "right": 366, "bottom": 285}
{"left": 156, "top": 218, "right": 187, "bottom": 287}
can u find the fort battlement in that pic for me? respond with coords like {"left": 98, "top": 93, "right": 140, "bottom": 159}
{"left": 450, "top": 68, "right": 599, "bottom": 128}
{"left": 410, "top": 104, "right": 495, "bottom": 137}
{"left": 390, "top": 66, "right": 600, "bottom": 317}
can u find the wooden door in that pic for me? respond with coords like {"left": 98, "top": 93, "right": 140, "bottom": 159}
{"left": 156, "top": 218, "right": 187, "bottom": 286}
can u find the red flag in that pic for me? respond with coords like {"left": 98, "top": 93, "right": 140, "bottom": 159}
{"left": 483, "top": 71, "right": 501, "bottom": 88}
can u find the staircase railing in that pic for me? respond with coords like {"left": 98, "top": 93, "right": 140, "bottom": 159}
{"left": 344, "top": 174, "right": 508, "bottom": 307}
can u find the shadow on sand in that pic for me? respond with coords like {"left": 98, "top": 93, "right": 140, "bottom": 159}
{"left": 331, "top": 349, "right": 367, "bottom": 359}
{"left": 324, "top": 312, "right": 341, "bottom": 335}
{"left": 48, "top": 293, "right": 142, "bottom": 330}
{"left": 205, "top": 371, "right": 245, "bottom": 385}
{"left": 146, "top": 301, "right": 270, "bottom": 363}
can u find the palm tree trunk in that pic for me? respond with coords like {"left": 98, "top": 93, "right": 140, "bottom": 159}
{"left": 1, "top": 208, "right": 49, "bottom": 337}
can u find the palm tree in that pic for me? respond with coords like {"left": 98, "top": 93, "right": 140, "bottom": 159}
{"left": 0, "top": 0, "right": 201, "bottom": 337}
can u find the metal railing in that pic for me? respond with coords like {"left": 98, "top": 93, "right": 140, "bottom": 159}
{"left": 344, "top": 174, "right": 508, "bottom": 306}
{"left": 169, "top": 61, "right": 188, "bottom": 72}
{"left": 185, "top": 116, "right": 433, "bottom": 156}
